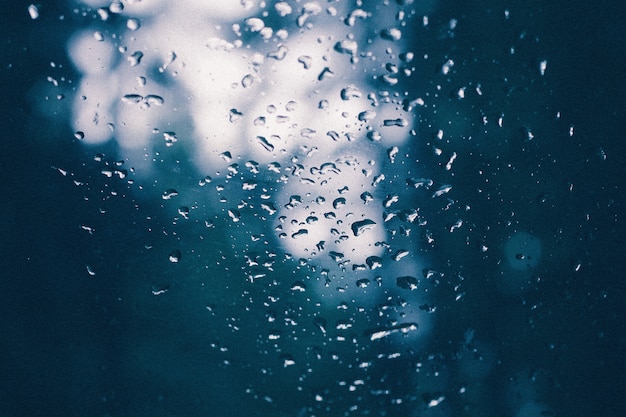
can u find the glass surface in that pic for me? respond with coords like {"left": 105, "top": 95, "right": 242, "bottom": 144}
{"left": 1, "top": 0, "right": 624, "bottom": 416}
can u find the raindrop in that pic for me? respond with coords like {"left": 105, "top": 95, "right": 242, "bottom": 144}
{"left": 314, "top": 317, "right": 327, "bottom": 334}
{"left": 163, "top": 131, "right": 178, "bottom": 147}
{"left": 340, "top": 85, "right": 362, "bottom": 100}
{"left": 329, "top": 251, "right": 344, "bottom": 262}
{"left": 169, "top": 249, "right": 182, "bottom": 263}
{"left": 351, "top": 219, "right": 377, "bottom": 236}
{"left": 381, "top": 28, "right": 402, "bottom": 41}
{"left": 127, "top": 51, "right": 143, "bottom": 67}
{"left": 267, "top": 44, "right": 288, "bottom": 60}
{"left": 145, "top": 95, "right": 164, "bottom": 106}
{"left": 126, "top": 18, "right": 141, "bottom": 31}
{"left": 178, "top": 206, "right": 190, "bottom": 219}
{"left": 280, "top": 353, "right": 296, "bottom": 367}
{"left": 392, "top": 249, "right": 409, "bottom": 261}
{"left": 121, "top": 94, "right": 143, "bottom": 104}
{"left": 358, "top": 110, "right": 377, "bottom": 122}
{"left": 245, "top": 17, "right": 265, "bottom": 32}
{"left": 228, "top": 209, "right": 241, "bottom": 222}
{"left": 356, "top": 278, "right": 370, "bottom": 288}
{"left": 332, "top": 197, "right": 346, "bottom": 209}
{"left": 28, "top": 4, "right": 39, "bottom": 20}
{"left": 229, "top": 108, "right": 243, "bottom": 123}
{"left": 297, "top": 55, "right": 312, "bottom": 69}
{"left": 291, "top": 229, "right": 308, "bottom": 239}
{"left": 432, "top": 184, "right": 452, "bottom": 198}
{"left": 256, "top": 136, "right": 274, "bottom": 152}
{"left": 366, "top": 256, "right": 383, "bottom": 269}
{"left": 334, "top": 39, "right": 358, "bottom": 56}
{"left": 383, "top": 118, "right": 408, "bottom": 127}
{"left": 162, "top": 189, "right": 179, "bottom": 200}
{"left": 396, "top": 276, "right": 419, "bottom": 290}
{"left": 290, "top": 281, "right": 306, "bottom": 291}
{"left": 365, "top": 322, "right": 418, "bottom": 341}
{"left": 345, "top": 9, "right": 368, "bottom": 26}
{"left": 275, "top": 2, "right": 292, "bottom": 17}
{"left": 242, "top": 74, "right": 254, "bottom": 88}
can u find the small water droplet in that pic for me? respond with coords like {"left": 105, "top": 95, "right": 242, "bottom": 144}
{"left": 351, "top": 219, "right": 377, "bottom": 236}
{"left": 162, "top": 189, "right": 178, "bottom": 200}
{"left": 383, "top": 118, "right": 408, "bottom": 127}
{"left": 366, "top": 256, "right": 383, "bottom": 269}
{"left": 169, "top": 249, "right": 182, "bottom": 263}
{"left": 340, "top": 85, "right": 362, "bottom": 100}
{"left": 242, "top": 74, "right": 255, "bottom": 88}
{"left": 396, "top": 276, "right": 419, "bottom": 290}
{"left": 297, "top": 55, "right": 312, "bottom": 69}
{"left": 381, "top": 28, "right": 402, "bottom": 41}
{"left": 127, "top": 51, "right": 143, "bottom": 67}
{"left": 334, "top": 39, "right": 358, "bottom": 56}
{"left": 28, "top": 4, "right": 39, "bottom": 19}
{"left": 228, "top": 209, "right": 242, "bottom": 222}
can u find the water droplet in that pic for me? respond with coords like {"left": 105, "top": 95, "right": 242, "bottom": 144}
{"left": 387, "top": 146, "right": 399, "bottom": 163}
{"left": 228, "top": 209, "right": 241, "bottom": 222}
{"left": 163, "top": 131, "right": 178, "bottom": 147}
{"left": 406, "top": 177, "right": 433, "bottom": 189}
{"left": 245, "top": 17, "right": 265, "bottom": 32}
{"left": 291, "top": 229, "right": 308, "bottom": 239}
{"left": 334, "top": 39, "right": 358, "bottom": 56}
{"left": 392, "top": 249, "right": 409, "bottom": 261}
{"left": 432, "top": 184, "right": 452, "bottom": 198}
{"left": 127, "top": 51, "right": 143, "bottom": 66}
{"left": 366, "top": 256, "right": 383, "bottom": 269}
{"left": 145, "top": 95, "right": 164, "bottom": 107}
{"left": 329, "top": 251, "right": 344, "bottom": 262}
{"left": 256, "top": 136, "right": 274, "bottom": 152}
{"left": 275, "top": 2, "right": 292, "bottom": 17}
{"left": 314, "top": 317, "right": 327, "bottom": 334}
{"left": 351, "top": 219, "right": 377, "bottom": 236}
{"left": 383, "top": 118, "right": 408, "bottom": 127}
{"left": 441, "top": 59, "right": 454, "bottom": 75}
{"left": 280, "top": 353, "right": 296, "bottom": 367}
{"left": 358, "top": 110, "right": 377, "bottom": 122}
{"left": 332, "top": 197, "right": 346, "bottom": 209}
{"left": 169, "top": 249, "right": 182, "bottom": 263}
{"left": 267, "top": 44, "right": 288, "bottom": 60}
{"left": 290, "top": 281, "right": 306, "bottom": 291}
{"left": 365, "top": 322, "right": 418, "bottom": 341}
{"left": 317, "top": 67, "right": 334, "bottom": 81}
{"left": 340, "top": 85, "right": 362, "bottom": 100}
{"left": 28, "top": 4, "right": 39, "bottom": 20}
{"left": 126, "top": 18, "right": 141, "bottom": 31}
{"left": 345, "top": 9, "right": 368, "bottom": 26}
{"left": 178, "top": 206, "right": 190, "bottom": 219}
{"left": 396, "top": 276, "right": 419, "bottom": 290}
{"left": 242, "top": 74, "right": 255, "bottom": 88}
{"left": 381, "top": 28, "right": 402, "bottom": 41}
{"left": 162, "top": 189, "right": 178, "bottom": 200}
{"left": 297, "top": 55, "right": 312, "bottom": 69}
{"left": 121, "top": 94, "right": 143, "bottom": 104}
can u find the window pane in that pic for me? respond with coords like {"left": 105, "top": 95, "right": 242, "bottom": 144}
{"left": 2, "top": 0, "right": 624, "bottom": 416}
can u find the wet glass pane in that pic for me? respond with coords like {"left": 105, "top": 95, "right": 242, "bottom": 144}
{"left": 2, "top": 0, "right": 625, "bottom": 416}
